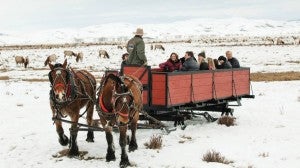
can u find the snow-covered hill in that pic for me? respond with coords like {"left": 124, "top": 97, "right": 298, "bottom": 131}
{"left": 1, "top": 18, "right": 300, "bottom": 45}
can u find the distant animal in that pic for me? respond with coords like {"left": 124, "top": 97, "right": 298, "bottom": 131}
{"left": 117, "top": 45, "right": 125, "bottom": 49}
{"left": 97, "top": 73, "right": 143, "bottom": 167}
{"left": 64, "top": 50, "right": 77, "bottom": 58}
{"left": 15, "top": 56, "right": 29, "bottom": 68}
{"left": 276, "top": 38, "right": 285, "bottom": 45}
{"left": 99, "top": 50, "right": 109, "bottom": 58}
{"left": 154, "top": 44, "right": 165, "bottom": 51}
{"left": 150, "top": 45, "right": 153, "bottom": 50}
{"left": 44, "top": 54, "right": 57, "bottom": 66}
{"left": 48, "top": 59, "right": 96, "bottom": 157}
{"left": 76, "top": 52, "right": 83, "bottom": 62}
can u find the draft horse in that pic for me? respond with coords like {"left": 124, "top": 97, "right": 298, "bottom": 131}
{"left": 48, "top": 59, "right": 96, "bottom": 156}
{"left": 97, "top": 73, "right": 143, "bottom": 167}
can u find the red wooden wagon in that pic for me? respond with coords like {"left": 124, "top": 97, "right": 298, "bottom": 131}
{"left": 122, "top": 65, "right": 254, "bottom": 125}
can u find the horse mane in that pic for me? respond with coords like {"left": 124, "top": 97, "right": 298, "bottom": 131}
{"left": 104, "top": 74, "right": 128, "bottom": 92}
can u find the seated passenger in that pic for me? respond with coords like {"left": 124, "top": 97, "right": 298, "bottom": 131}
{"left": 217, "top": 56, "right": 232, "bottom": 69}
{"left": 159, "top": 53, "right": 182, "bottom": 72}
{"left": 226, "top": 50, "right": 240, "bottom": 68}
{"left": 181, "top": 51, "right": 199, "bottom": 71}
{"left": 198, "top": 51, "right": 209, "bottom": 70}
{"left": 213, "top": 58, "right": 220, "bottom": 69}
{"left": 120, "top": 53, "right": 129, "bottom": 75}
{"left": 207, "top": 57, "right": 216, "bottom": 70}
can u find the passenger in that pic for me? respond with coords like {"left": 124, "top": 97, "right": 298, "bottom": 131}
{"left": 207, "top": 58, "right": 216, "bottom": 70}
{"left": 159, "top": 53, "right": 182, "bottom": 72}
{"left": 126, "top": 28, "right": 147, "bottom": 66}
{"left": 181, "top": 51, "right": 199, "bottom": 71}
{"left": 226, "top": 50, "right": 240, "bottom": 68}
{"left": 120, "top": 53, "right": 129, "bottom": 75}
{"left": 217, "top": 56, "right": 232, "bottom": 69}
{"left": 179, "top": 56, "right": 185, "bottom": 65}
{"left": 198, "top": 51, "right": 209, "bottom": 70}
{"left": 213, "top": 59, "right": 220, "bottom": 69}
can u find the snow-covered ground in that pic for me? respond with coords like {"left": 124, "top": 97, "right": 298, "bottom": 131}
{"left": 0, "top": 44, "right": 300, "bottom": 83}
{"left": 0, "top": 79, "right": 299, "bottom": 168}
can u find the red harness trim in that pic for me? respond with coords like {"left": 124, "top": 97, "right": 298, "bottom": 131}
{"left": 99, "top": 94, "right": 109, "bottom": 113}
{"left": 54, "top": 83, "right": 65, "bottom": 91}
{"left": 117, "top": 111, "right": 129, "bottom": 117}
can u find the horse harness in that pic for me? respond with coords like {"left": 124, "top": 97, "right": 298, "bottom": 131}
{"left": 97, "top": 74, "right": 142, "bottom": 126}
{"left": 49, "top": 65, "right": 96, "bottom": 118}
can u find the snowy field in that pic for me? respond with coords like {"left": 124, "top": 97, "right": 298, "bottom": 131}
{"left": 0, "top": 79, "right": 300, "bottom": 168}
{"left": 0, "top": 44, "right": 300, "bottom": 82}
{"left": 0, "top": 34, "right": 300, "bottom": 167}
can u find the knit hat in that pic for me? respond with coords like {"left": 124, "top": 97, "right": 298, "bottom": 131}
{"left": 218, "top": 56, "right": 227, "bottom": 62}
{"left": 198, "top": 51, "right": 206, "bottom": 58}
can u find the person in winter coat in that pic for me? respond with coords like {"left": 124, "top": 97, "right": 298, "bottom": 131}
{"left": 120, "top": 53, "right": 129, "bottom": 75}
{"left": 159, "top": 53, "right": 182, "bottom": 72}
{"left": 226, "top": 50, "right": 240, "bottom": 68}
{"left": 181, "top": 51, "right": 199, "bottom": 71}
{"left": 217, "top": 55, "right": 232, "bottom": 69}
{"left": 126, "top": 28, "right": 147, "bottom": 66}
{"left": 198, "top": 51, "right": 209, "bottom": 70}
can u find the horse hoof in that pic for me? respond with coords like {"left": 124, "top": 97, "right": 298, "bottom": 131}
{"left": 86, "top": 131, "right": 94, "bottom": 143}
{"left": 59, "top": 134, "right": 69, "bottom": 146}
{"left": 120, "top": 159, "right": 130, "bottom": 168}
{"left": 106, "top": 152, "right": 116, "bottom": 162}
{"left": 68, "top": 149, "right": 79, "bottom": 157}
{"left": 129, "top": 141, "right": 138, "bottom": 152}
{"left": 86, "top": 137, "right": 94, "bottom": 143}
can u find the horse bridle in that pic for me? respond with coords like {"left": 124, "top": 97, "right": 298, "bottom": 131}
{"left": 98, "top": 75, "right": 136, "bottom": 126}
{"left": 48, "top": 67, "right": 71, "bottom": 104}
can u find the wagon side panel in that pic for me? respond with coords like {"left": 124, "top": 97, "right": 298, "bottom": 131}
{"left": 233, "top": 68, "right": 250, "bottom": 96}
{"left": 167, "top": 74, "right": 191, "bottom": 106}
{"left": 213, "top": 70, "right": 233, "bottom": 99}
{"left": 151, "top": 73, "right": 167, "bottom": 106}
{"left": 192, "top": 72, "right": 213, "bottom": 102}
{"left": 123, "top": 66, "right": 150, "bottom": 106}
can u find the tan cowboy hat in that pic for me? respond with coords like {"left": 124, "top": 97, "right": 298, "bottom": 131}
{"left": 133, "top": 28, "right": 145, "bottom": 36}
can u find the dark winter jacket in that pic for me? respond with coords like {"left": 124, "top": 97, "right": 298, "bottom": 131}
{"left": 126, "top": 35, "right": 147, "bottom": 66}
{"left": 120, "top": 60, "right": 127, "bottom": 75}
{"left": 199, "top": 62, "right": 209, "bottom": 70}
{"left": 219, "top": 61, "right": 232, "bottom": 69}
{"left": 228, "top": 57, "right": 240, "bottom": 68}
{"left": 159, "top": 59, "right": 182, "bottom": 72}
{"left": 181, "top": 57, "right": 199, "bottom": 71}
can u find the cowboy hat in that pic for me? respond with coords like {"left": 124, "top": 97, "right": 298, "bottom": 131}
{"left": 133, "top": 28, "right": 145, "bottom": 36}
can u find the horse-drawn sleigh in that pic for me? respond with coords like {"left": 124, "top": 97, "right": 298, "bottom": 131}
{"left": 47, "top": 60, "right": 254, "bottom": 167}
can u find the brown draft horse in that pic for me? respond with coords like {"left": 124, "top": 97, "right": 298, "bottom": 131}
{"left": 97, "top": 73, "right": 143, "bottom": 167}
{"left": 48, "top": 59, "right": 96, "bottom": 156}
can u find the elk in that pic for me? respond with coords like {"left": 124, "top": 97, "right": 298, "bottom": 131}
{"left": 44, "top": 54, "right": 57, "bottom": 66}
{"left": 15, "top": 56, "right": 29, "bottom": 68}
{"left": 64, "top": 50, "right": 77, "bottom": 58}
{"left": 99, "top": 50, "right": 109, "bottom": 58}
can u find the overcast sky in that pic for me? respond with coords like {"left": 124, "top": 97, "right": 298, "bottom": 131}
{"left": 0, "top": 0, "right": 299, "bottom": 32}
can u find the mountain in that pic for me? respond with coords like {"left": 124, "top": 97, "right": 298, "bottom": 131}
{"left": 0, "top": 18, "right": 300, "bottom": 45}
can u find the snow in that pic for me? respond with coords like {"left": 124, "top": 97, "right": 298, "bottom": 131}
{"left": 1, "top": 80, "right": 300, "bottom": 168}
{"left": 0, "top": 18, "right": 300, "bottom": 168}
{"left": 1, "top": 18, "right": 300, "bottom": 45}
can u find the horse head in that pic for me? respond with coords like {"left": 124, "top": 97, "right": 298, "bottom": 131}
{"left": 48, "top": 59, "right": 70, "bottom": 103}
{"left": 101, "top": 74, "right": 134, "bottom": 124}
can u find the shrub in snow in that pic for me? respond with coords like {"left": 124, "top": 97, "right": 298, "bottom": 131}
{"left": 144, "top": 135, "right": 162, "bottom": 149}
{"left": 218, "top": 116, "right": 236, "bottom": 127}
{"left": 202, "top": 150, "right": 233, "bottom": 164}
